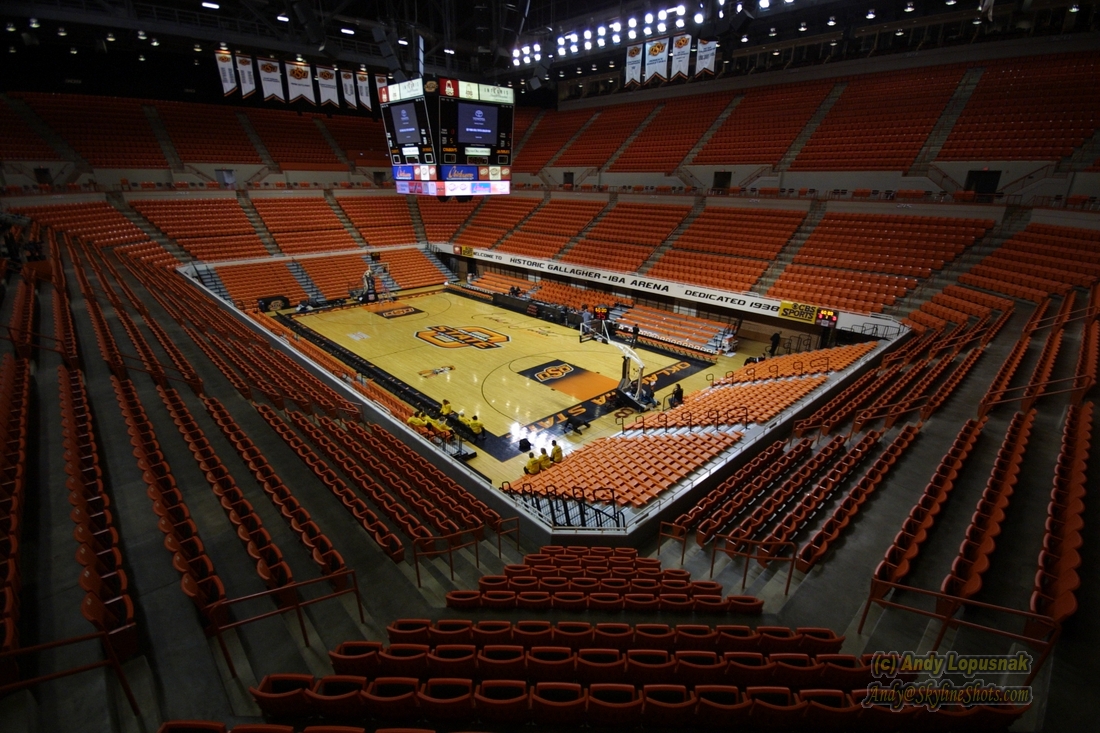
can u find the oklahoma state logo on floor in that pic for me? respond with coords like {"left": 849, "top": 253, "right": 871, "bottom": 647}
{"left": 534, "top": 363, "right": 574, "bottom": 382}
{"left": 415, "top": 325, "right": 509, "bottom": 349}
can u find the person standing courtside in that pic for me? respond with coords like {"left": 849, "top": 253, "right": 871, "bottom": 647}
{"left": 770, "top": 332, "right": 782, "bottom": 357}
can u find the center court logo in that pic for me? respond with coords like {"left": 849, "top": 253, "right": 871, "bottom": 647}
{"left": 534, "top": 363, "right": 574, "bottom": 382}
{"left": 415, "top": 325, "right": 509, "bottom": 349}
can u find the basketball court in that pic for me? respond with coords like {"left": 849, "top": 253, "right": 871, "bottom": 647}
{"left": 287, "top": 290, "right": 757, "bottom": 485}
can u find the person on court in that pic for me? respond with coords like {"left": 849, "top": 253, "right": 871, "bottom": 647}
{"left": 550, "top": 440, "right": 563, "bottom": 463}
{"left": 460, "top": 413, "right": 484, "bottom": 441}
{"left": 524, "top": 451, "right": 542, "bottom": 475}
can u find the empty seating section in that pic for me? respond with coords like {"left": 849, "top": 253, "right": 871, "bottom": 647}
{"left": 720, "top": 342, "right": 879, "bottom": 384}
{"left": 563, "top": 203, "right": 690, "bottom": 272}
{"left": 554, "top": 103, "right": 658, "bottom": 169}
{"left": 517, "top": 433, "right": 743, "bottom": 507}
{"left": 693, "top": 81, "right": 835, "bottom": 165}
{"left": 377, "top": 248, "right": 448, "bottom": 289}
{"left": 512, "top": 107, "right": 542, "bottom": 143}
{"left": 960, "top": 223, "right": 1100, "bottom": 301}
{"left": 11, "top": 202, "right": 147, "bottom": 248}
{"left": 646, "top": 250, "right": 768, "bottom": 292}
{"left": 245, "top": 109, "right": 344, "bottom": 170}
{"left": 938, "top": 54, "right": 1100, "bottom": 160}
{"left": 610, "top": 94, "right": 734, "bottom": 172}
{"left": 416, "top": 197, "right": 480, "bottom": 241}
{"left": 0, "top": 100, "right": 59, "bottom": 159}
{"left": 131, "top": 198, "right": 269, "bottom": 261}
{"left": 615, "top": 304, "right": 727, "bottom": 351}
{"left": 769, "top": 265, "right": 915, "bottom": 313}
{"left": 336, "top": 196, "right": 418, "bottom": 245}
{"left": 299, "top": 253, "right": 371, "bottom": 300}
{"left": 790, "top": 66, "right": 965, "bottom": 170}
{"left": 322, "top": 115, "right": 391, "bottom": 167}
{"left": 13, "top": 92, "right": 166, "bottom": 168}
{"left": 116, "top": 241, "right": 179, "bottom": 268}
{"left": 795, "top": 213, "right": 993, "bottom": 279}
{"left": 155, "top": 101, "right": 261, "bottom": 164}
{"left": 627, "top": 376, "right": 828, "bottom": 429}
{"left": 533, "top": 281, "right": 633, "bottom": 310}
{"left": 1, "top": 354, "right": 30, "bottom": 656}
{"left": 1031, "top": 403, "right": 1092, "bottom": 625}
{"left": 453, "top": 196, "right": 541, "bottom": 249}
{"left": 673, "top": 207, "right": 805, "bottom": 260}
{"left": 496, "top": 199, "right": 606, "bottom": 259}
{"left": 512, "top": 109, "right": 594, "bottom": 172}
{"left": 216, "top": 261, "right": 308, "bottom": 308}
{"left": 252, "top": 197, "right": 359, "bottom": 254}
{"left": 468, "top": 272, "right": 533, "bottom": 295}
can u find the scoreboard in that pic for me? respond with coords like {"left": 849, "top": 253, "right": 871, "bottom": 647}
{"left": 380, "top": 77, "right": 515, "bottom": 197}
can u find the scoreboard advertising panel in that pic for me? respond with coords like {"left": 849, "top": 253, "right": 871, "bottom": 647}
{"left": 380, "top": 76, "right": 514, "bottom": 197}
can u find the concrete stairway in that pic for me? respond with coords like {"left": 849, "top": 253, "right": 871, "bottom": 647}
{"left": 1, "top": 92, "right": 93, "bottom": 184}
{"left": 423, "top": 249, "right": 459, "bottom": 282}
{"left": 1057, "top": 126, "right": 1100, "bottom": 173}
{"left": 512, "top": 108, "right": 548, "bottom": 159}
{"left": 236, "top": 191, "right": 282, "bottom": 255}
{"left": 236, "top": 111, "right": 280, "bottom": 170}
{"left": 544, "top": 111, "right": 601, "bottom": 168}
{"left": 554, "top": 193, "right": 616, "bottom": 260}
{"left": 105, "top": 191, "right": 190, "bottom": 262}
{"left": 886, "top": 205, "right": 1033, "bottom": 316}
{"left": 603, "top": 103, "right": 665, "bottom": 170}
{"left": 490, "top": 190, "right": 552, "bottom": 249}
{"left": 286, "top": 261, "right": 325, "bottom": 300}
{"left": 753, "top": 199, "right": 827, "bottom": 293}
{"left": 637, "top": 195, "right": 706, "bottom": 275}
{"left": 323, "top": 189, "right": 367, "bottom": 247}
{"left": 777, "top": 82, "right": 848, "bottom": 171}
{"left": 908, "top": 67, "right": 984, "bottom": 175}
{"left": 143, "top": 104, "right": 185, "bottom": 173}
{"left": 681, "top": 94, "right": 744, "bottom": 166}
{"left": 406, "top": 196, "right": 427, "bottom": 242}
{"left": 314, "top": 118, "right": 352, "bottom": 168}
{"left": 195, "top": 265, "right": 231, "bottom": 299}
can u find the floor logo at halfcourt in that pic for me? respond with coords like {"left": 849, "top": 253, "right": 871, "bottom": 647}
{"left": 415, "top": 325, "right": 510, "bottom": 349}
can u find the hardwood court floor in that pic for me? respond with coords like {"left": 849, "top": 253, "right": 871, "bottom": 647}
{"left": 294, "top": 291, "right": 764, "bottom": 485}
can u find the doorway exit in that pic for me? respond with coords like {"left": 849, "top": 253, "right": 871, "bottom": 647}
{"left": 712, "top": 171, "right": 732, "bottom": 191}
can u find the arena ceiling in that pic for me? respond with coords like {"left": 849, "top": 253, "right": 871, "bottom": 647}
{"left": 0, "top": 0, "right": 1093, "bottom": 90}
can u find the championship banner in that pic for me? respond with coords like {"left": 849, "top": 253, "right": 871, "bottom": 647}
{"left": 257, "top": 57, "right": 284, "bottom": 101}
{"left": 670, "top": 34, "right": 692, "bottom": 80}
{"left": 644, "top": 38, "right": 669, "bottom": 82}
{"left": 235, "top": 55, "right": 256, "bottom": 98}
{"left": 695, "top": 38, "right": 717, "bottom": 77}
{"left": 340, "top": 71, "right": 357, "bottom": 108}
{"left": 286, "top": 61, "right": 316, "bottom": 104}
{"left": 215, "top": 52, "right": 237, "bottom": 95}
{"left": 359, "top": 73, "right": 375, "bottom": 110}
{"left": 374, "top": 73, "right": 389, "bottom": 104}
{"left": 625, "top": 44, "right": 643, "bottom": 86}
{"left": 317, "top": 66, "right": 339, "bottom": 106}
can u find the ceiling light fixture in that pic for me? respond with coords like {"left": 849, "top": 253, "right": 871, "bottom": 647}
{"left": 5, "top": 23, "right": 15, "bottom": 32}
{"left": 70, "top": 46, "right": 77, "bottom": 54}
{"left": 194, "top": 43, "right": 202, "bottom": 51}
{"left": 657, "top": 22, "right": 667, "bottom": 32}
{"left": 201, "top": 2, "right": 220, "bottom": 9}
{"left": 1069, "top": 3, "right": 1080, "bottom": 11}
{"left": 645, "top": 13, "right": 654, "bottom": 23}
{"left": 584, "top": 40, "right": 592, "bottom": 49}
{"left": 769, "top": 27, "right": 777, "bottom": 36}
{"left": 397, "top": 37, "right": 408, "bottom": 45}
{"left": 827, "top": 16, "right": 836, "bottom": 26}
{"left": 8, "top": 46, "right": 15, "bottom": 53}
{"left": 759, "top": 0, "right": 770, "bottom": 9}
{"left": 945, "top": 0, "right": 956, "bottom": 5}
{"left": 295, "top": 54, "right": 303, "bottom": 61}
{"left": 57, "top": 26, "right": 67, "bottom": 36}
{"left": 150, "top": 38, "right": 159, "bottom": 46}
{"left": 107, "top": 33, "right": 116, "bottom": 41}
{"left": 905, "top": 2, "right": 915, "bottom": 12}
{"left": 138, "top": 53, "right": 145, "bottom": 60}
{"left": 628, "top": 17, "right": 637, "bottom": 27}
{"left": 443, "top": 47, "right": 454, "bottom": 54}
{"left": 512, "top": 58, "right": 520, "bottom": 66}
{"left": 277, "top": 14, "right": 289, "bottom": 21}
{"left": 643, "top": 26, "right": 652, "bottom": 35}
{"left": 340, "top": 28, "right": 354, "bottom": 35}
{"left": 694, "top": 12, "right": 704, "bottom": 23}
{"left": 866, "top": 9, "right": 876, "bottom": 19}
{"left": 612, "top": 33, "right": 621, "bottom": 43}
{"left": 29, "top": 18, "right": 39, "bottom": 28}
{"left": 742, "top": 34, "right": 749, "bottom": 42}
{"left": 896, "top": 28, "right": 905, "bottom": 35}
{"left": 628, "top": 29, "right": 637, "bottom": 39}
{"left": 137, "top": 30, "right": 146, "bottom": 39}
{"left": 799, "top": 22, "right": 807, "bottom": 31}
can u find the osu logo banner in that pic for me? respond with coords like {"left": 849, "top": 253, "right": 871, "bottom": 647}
{"left": 415, "top": 325, "right": 509, "bottom": 349}
{"left": 534, "top": 363, "right": 574, "bottom": 382}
